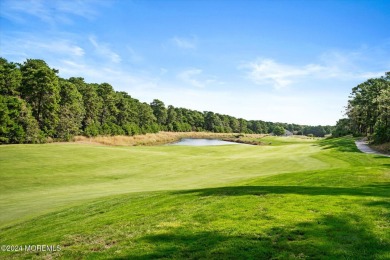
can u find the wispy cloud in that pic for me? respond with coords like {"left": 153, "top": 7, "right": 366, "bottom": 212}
{"left": 171, "top": 36, "right": 197, "bottom": 49}
{"left": 177, "top": 68, "right": 220, "bottom": 88}
{"left": 0, "top": 0, "right": 106, "bottom": 25}
{"left": 242, "top": 51, "right": 387, "bottom": 90}
{"left": 243, "top": 59, "right": 324, "bottom": 89}
{"left": 318, "top": 50, "right": 386, "bottom": 79}
{"left": 126, "top": 47, "right": 144, "bottom": 63}
{"left": 178, "top": 69, "right": 204, "bottom": 88}
{"left": 57, "top": 59, "right": 158, "bottom": 92}
{"left": 89, "top": 36, "right": 121, "bottom": 63}
{"left": 0, "top": 34, "right": 85, "bottom": 60}
{"left": 41, "top": 41, "right": 85, "bottom": 57}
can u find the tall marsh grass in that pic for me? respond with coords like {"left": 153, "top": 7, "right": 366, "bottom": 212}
{"left": 73, "top": 132, "right": 262, "bottom": 146}
{"left": 370, "top": 142, "right": 390, "bottom": 154}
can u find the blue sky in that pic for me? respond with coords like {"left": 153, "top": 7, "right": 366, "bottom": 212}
{"left": 1, "top": 0, "right": 389, "bottom": 125}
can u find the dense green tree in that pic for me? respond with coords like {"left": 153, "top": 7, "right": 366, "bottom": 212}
{"left": 373, "top": 87, "right": 390, "bottom": 143}
{"left": 97, "top": 83, "right": 118, "bottom": 128}
{"left": 261, "top": 121, "right": 269, "bottom": 134}
{"left": 56, "top": 79, "right": 85, "bottom": 140}
{"left": 20, "top": 59, "right": 60, "bottom": 136}
{"left": 303, "top": 125, "right": 326, "bottom": 137}
{"left": 0, "top": 58, "right": 21, "bottom": 96}
{"left": 219, "top": 115, "right": 232, "bottom": 133}
{"left": 69, "top": 78, "right": 102, "bottom": 132}
{"left": 174, "top": 107, "right": 184, "bottom": 123}
{"left": 167, "top": 105, "right": 177, "bottom": 123}
{"left": 150, "top": 99, "right": 167, "bottom": 126}
{"left": 229, "top": 117, "right": 240, "bottom": 133}
{"left": 332, "top": 118, "right": 352, "bottom": 137}
{"left": 166, "top": 105, "right": 177, "bottom": 131}
{"left": 138, "top": 102, "right": 157, "bottom": 130}
{"left": 238, "top": 118, "right": 247, "bottom": 133}
{"left": 343, "top": 72, "right": 389, "bottom": 143}
{"left": 347, "top": 77, "right": 388, "bottom": 135}
{"left": 116, "top": 92, "right": 138, "bottom": 126}
{"left": 0, "top": 96, "right": 39, "bottom": 143}
{"left": 181, "top": 108, "right": 195, "bottom": 128}
{"left": 249, "top": 120, "right": 263, "bottom": 134}
{"left": 204, "top": 111, "right": 224, "bottom": 132}
{"left": 0, "top": 57, "right": 341, "bottom": 144}
{"left": 323, "top": 125, "right": 334, "bottom": 135}
{"left": 192, "top": 111, "right": 205, "bottom": 131}
{"left": 273, "top": 126, "right": 285, "bottom": 136}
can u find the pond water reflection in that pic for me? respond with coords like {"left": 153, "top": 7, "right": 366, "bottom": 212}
{"left": 169, "top": 138, "right": 240, "bottom": 146}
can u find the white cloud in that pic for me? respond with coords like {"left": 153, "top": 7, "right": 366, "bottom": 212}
{"left": 171, "top": 36, "right": 197, "bottom": 49}
{"left": 89, "top": 36, "right": 121, "bottom": 63}
{"left": 243, "top": 59, "right": 324, "bottom": 89}
{"left": 29, "top": 57, "right": 343, "bottom": 126}
{"left": 55, "top": 59, "right": 338, "bottom": 125}
{"left": 55, "top": 0, "right": 103, "bottom": 20}
{"left": 0, "top": 0, "right": 105, "bottom": 25}
{"left": 242, "top": 52, "right": 386, "bottom": 89}
{"left": 0, "top": 34, "right": 84, "bottom": 60}
{"left": 177, "top": 69, "right": 221, "bottom": 88}
{"left": 318, "top": 50, "right": 385, "bottom": 79}
{"left": 177, "top": 69, "right": 204, "bottom": 88}
{"left": 57, "top": 59, "right": 160, "bottom": 95}
{"left": 43, "top": 41, "right": 85, "bottom": 57}
{"left": 126, "top": 83, "right": 343, "bottom": 125}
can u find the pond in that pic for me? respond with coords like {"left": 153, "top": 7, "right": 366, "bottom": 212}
{"left": 169, "top": 138, "right": 241, "bottom": 146}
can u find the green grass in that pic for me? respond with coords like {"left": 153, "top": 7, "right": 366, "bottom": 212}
{"left": 0, "top": 137, "right": 389, "bottom": 259}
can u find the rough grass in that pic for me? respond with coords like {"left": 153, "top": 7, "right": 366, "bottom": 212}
{"left": 72, "top": 132, "right": 310, "bottom": 147}
{"left": 0, "top": 136, "right": 389, "bottom": 259}
{"left": 73, "top": 132, "right": 266, "bottom": 146}
{"left": 370, "top": 142, "right": 390, "bottom": 155}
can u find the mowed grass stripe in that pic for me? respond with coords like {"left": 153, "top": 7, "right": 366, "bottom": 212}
{"left": 0, "top": 137, "right": 389, "bottom": 259}
{"left": 1, "top": 140, "right": 335, "bottom": 226}
{"left": 1, "top": 158, "right": 389, "bottom": 259}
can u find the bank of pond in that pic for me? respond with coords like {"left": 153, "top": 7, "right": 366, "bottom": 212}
{"left": 168, "top": 138, "right": 243, "bottom": 146}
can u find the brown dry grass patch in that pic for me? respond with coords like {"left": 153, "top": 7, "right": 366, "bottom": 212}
{"left": 369, "top": 142, "right": 390, "bottom": 155}
{"left": 73, "top": 132, "right": 265, "bottom": 146}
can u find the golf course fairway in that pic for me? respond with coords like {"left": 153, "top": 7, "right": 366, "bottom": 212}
{"left": 0, "top": 136, "right": 389, "bottom": 259}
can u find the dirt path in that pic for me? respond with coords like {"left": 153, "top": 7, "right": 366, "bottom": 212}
{"left": 355, "top": 140, "right": 390, "bottom": 157}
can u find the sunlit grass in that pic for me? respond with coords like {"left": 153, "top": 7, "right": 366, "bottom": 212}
{"left": 0, "top": 137, "right": 389, "bottom": 259}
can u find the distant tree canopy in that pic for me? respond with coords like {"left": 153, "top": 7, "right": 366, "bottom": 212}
{"left": 272, "top": 126, "right": 285, "bottom": 136}
{"left": 334, "top": 72, "right": 390, "bottom": 143}
{"left": 0, "top": 57, "right": 334, "bottom": 144}
{"left": 303, "top": 125, "right": 326, "bottom": 137}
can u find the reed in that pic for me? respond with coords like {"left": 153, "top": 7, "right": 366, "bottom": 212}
{"left": 73, "top": 132, "right": 264, "bottom": 146}
{"left": 370, "top": 142, "right": 390, "bottom": 154}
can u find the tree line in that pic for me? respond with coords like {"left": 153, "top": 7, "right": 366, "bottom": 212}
{"left": 333, "top": 72, "right": 389, "bottom": 144}
{"left": 0, "top": 58, "right": 333, "bottom": 144}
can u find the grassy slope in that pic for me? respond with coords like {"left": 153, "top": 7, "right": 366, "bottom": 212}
{"left": 0, "top": 137, "right": 389, "bottom": 259}
{"left": 0, "top": 138, "right": 326, "bottom": 226}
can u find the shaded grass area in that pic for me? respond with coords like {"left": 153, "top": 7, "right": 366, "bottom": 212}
{"left": 176, "top": 183, "right": 390, "bottom": 198}
{"left": 316, "top": 135, "right": 362, "bottom": 153}
{"left": 370, "top": 142, "right": 390, "bottom": 155}
{"left": 1, "top": 169, "right": 389, "bottom": 259}
{"left": 0, "top": 136, "right": 389, "bottom": 259}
